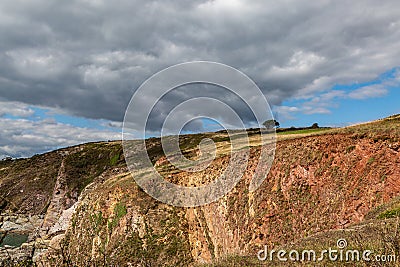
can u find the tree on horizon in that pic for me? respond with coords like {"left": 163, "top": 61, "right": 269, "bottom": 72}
{"left": 263, "top": 119, "right": 280, "bottom": 129}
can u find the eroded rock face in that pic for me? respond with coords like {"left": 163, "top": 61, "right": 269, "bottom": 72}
{"left": 0, "top": 214, "right": 43, "bottom": 236}
{"left": 0, "top": 142, "right": 124, "bottom": 265}
{"left": 0, "top": 242, "right": 34, "bottom": 266}
{"left": 1, "top": 117, "right": 400, "bottom": 266}
{"left": 41, "top": 158, "right": 70, "bottom": 235}
{"left": 48, "top": 202, "right": 78, "bottom": 236}
{"left": 42, "top": 130, "right": 400, "bottom": 266}
{"left": 0, "top": 153, "right": 77, "bottom": 264}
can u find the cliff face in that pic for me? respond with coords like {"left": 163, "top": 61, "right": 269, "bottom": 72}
{"left": 1, "top": 115, "right": 400, "bottom": 266}
{"left": 0, "top": 142, "right": 124, "bottom": 265}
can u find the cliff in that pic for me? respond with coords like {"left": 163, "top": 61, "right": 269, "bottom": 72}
{"left": 1, "top": 115, "right": 399, "bottom": 266}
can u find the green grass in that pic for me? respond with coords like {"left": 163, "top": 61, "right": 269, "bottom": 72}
{"left": 64, "top": 143, "right": 123, "bottom": 194}
{"left": 90, "top": 211, "right": 105, "bottom": 233}
{"left": 378, "top": 207, "right": 400, "bottom": 219}
{"left": 346, "top": 145, "right": 356, "bottom": 153}
{"left": 108, "top": 202, "right": 127, "bottom": 230}
{"left": 277, "top": 128, "right": 331, "bottom": 135}
{"left": 110, "top": 153, "right": 119, "bottom": 166}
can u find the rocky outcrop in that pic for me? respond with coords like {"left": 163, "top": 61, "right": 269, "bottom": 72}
{"left": 0, "top": 142, "right": 124, "bottom": 264}
{"left": 0, "top": 242, "right": 34, "bottom": 266}
{"left": 0, "top": 214, "right": 43, "bottom": 265}
{"left": 41, "top": 155, "right": 80, "bottom": 238}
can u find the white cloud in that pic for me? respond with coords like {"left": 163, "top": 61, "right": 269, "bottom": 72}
{"left": 302, "top": 106, "right": 331, "bottom": 115}
{"left": 274, "top": 105, "right": 300, "bottom": 120}
{"left": 269, "top": 51, "right": 325, "bottom": 77}
{"left": 0, "top": 117, "right": 122, "bottom": 158}
{"left": 0, "top": 100, "right": 34, "bottom": 117}
{"left": 0, "top": 100, "right": 126, "bottom": 159}
{"left": 348, "top": 85, "right": 388, "bottom": 99}
{"left": 276, "top": 67, "right": 400, "bottom": 119}
{"left": 347, "top": 69, "right": 399, "bottom": 100}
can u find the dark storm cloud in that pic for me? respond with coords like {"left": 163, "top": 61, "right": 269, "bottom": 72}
{"left": 145, "top": 83, "right": 258, "bottom": 133}
{"left": 1, "top": 0, "right": 400, "bottom": 125}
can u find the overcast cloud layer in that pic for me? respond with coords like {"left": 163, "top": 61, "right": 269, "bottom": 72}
{"left": 1, "top": 0, "right": 400, "bottom": 157}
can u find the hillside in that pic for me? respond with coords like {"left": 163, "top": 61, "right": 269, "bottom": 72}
{"left": 0, "top": 115, "right": 399, "bottom": 266}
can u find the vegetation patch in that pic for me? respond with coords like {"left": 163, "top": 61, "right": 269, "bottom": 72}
{"left": 108, "top": 202, "right": 127, "bottom": 230}
{"left": 346, "top": 145, "right": 356, "bottom": 153}
{"left": 64, "top": 143, "right": 123, "bottom": 194}
{"left": 110, "top": 153, "right": 120, "bottom": 166}
{"left": 277, "top": 128, "right": 331, "bottom": 135}
{"left": 367, "top": 156, "right": 375, "bottom": 164}
{"left": 378, "top": 207, "right": 400, "bottom": 219}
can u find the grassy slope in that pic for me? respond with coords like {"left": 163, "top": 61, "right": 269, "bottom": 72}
{"left": 277, "top": 127, "right": 331, "bottom": 136}
{"left": 0, "top": 142, "right": 124, "bottom": 215}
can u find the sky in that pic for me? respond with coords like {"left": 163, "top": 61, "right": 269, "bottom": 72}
{"left": 0, "top": 0, "right": 400, "bottom": 158}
